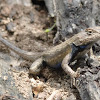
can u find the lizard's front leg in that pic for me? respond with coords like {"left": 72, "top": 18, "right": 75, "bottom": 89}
{"left": 88, "top": 48, "right": 100, "bottom": 61}
{"left": 88, "top": 48, "right": 95, "bottom": 59}
{"left": 61, "top": 54, "right": 80, "bottom": 86}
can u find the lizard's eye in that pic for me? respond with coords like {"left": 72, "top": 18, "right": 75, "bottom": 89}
{"left": 85, "top": 29, "right": 93, "bottom": 35}
{"left": 88, "top": 30, "right": 92, "bottom": 33}
{"left": 88, "top": 30, "right": 92, "bottom": 34}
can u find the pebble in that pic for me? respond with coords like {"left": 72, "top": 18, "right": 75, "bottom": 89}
{"left": 6, "top": 22, "right": 16, "bottom": 33}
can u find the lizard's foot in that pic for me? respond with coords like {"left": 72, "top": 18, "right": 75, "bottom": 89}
{"left": 71, "top": 68, "right": 80, "bottom": 87}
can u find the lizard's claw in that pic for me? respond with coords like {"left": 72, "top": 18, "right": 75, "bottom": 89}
{"left": 71, "top": 68, "right": 80, "bottom": 87}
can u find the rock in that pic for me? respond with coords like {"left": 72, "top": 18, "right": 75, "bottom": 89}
{"left": 93, "top": 40, "right": 100, "bottom": 55}
{"left": 75, "top": 59, "right": 100, "bottom": 100}
{"left": 29, "top": 11, "right": 34, "bottom": 23}
{"left": 76, "top": 72, "right": 100, "bottom": 100}
{"left": 5, "top": 0, "right": 32, "bottom": 6}
{"left": 38, "top": 92, "right": 47, "bottom": 99}
{"left": 6, "top": 22, "right": 16, "bottom": 33}
{"left": 87, "top": 58, "right": 100, "bottom": 68}
{"left": 63, "top": 93, "right": 76, "bottom": 100}
{"left": 0, "top": 5, "right": 11, "bottom": 17}
{"left": 0, "top": 95, "right": 18, "bottom": 100}
{"left": 0, "top": 53, "right": 33, "bottom": 100}
{"left": 30, "top": 78, "right": 45, "bottom": 97}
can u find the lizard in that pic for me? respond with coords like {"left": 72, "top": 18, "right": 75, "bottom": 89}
{"left": 0, "top": 26, "right": 100, "bottom": 86}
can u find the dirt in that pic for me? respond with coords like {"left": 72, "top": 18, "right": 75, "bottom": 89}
{"left": 0, "top": 2, "right": 81, "bottom": 100}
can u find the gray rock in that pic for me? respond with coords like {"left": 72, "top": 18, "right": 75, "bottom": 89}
{"left": 29, "top": 11, "right": 34, "bottom": 23}
{"left": 0, "top": 53, "right": 33, "bottom": 100}
{"left": 66, "top": 93, "right": 76, "bottom": 100}
{"left": 5, "top": 0, "right": 32, "bottom": 6}
{"left": 93, "top": 40, "right": 100, "bottom": 55}
{"left": 6, "top": 22, "right": 16, "bottom": 33}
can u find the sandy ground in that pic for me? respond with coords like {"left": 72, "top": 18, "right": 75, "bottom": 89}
{"left": 0, "top": 2, "right": 81, "bottom": 100}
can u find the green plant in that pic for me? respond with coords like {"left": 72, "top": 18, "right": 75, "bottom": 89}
{"left": 45, "top": 23, "right": 56, "bottom": 33}
{"left": 44, "top": 23, "right": 56, "bottom": 40}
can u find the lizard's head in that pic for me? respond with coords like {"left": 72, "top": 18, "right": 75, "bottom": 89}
{"left": 75, "top": 26, "right": 100, "bottom": 46}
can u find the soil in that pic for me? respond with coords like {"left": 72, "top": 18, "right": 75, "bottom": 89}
{"left": 0, "top": 1, "right": 81, "bottom": 100}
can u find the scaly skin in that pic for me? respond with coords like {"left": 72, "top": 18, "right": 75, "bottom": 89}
{"left": 0, "top": 26, "right": 100, "bottom": 86}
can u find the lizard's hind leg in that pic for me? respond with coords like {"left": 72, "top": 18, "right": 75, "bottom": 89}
{"left": 29, "top": 58, "right": 44, "bottom": 75}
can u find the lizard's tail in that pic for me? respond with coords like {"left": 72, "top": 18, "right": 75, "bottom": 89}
{"left": 0, "top": 34, "right": 40, "bottom": 61}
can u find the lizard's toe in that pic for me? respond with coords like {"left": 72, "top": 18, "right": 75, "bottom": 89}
{"left": 71, "top": 77, "right": 79, "bottom": 87}
{"left": 71, "top": 68, "right": 80, "bottom": 87}
{"left": 75, "top": 67, "right": 80, "bottom": 77}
